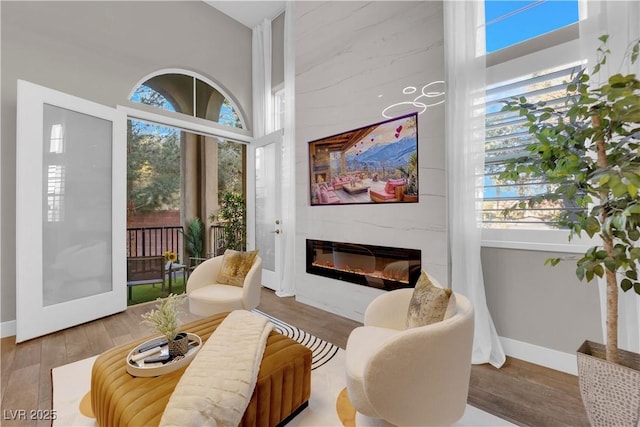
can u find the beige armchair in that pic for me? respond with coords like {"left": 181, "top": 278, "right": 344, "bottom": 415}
{"left": 186, "top": 254, "right": 262, "bottom": 317}
{"left": 345, "top": 284, "right": 474, "bottom": 426}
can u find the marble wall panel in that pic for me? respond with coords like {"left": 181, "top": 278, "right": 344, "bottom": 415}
{"left": 294, "top": 1, "right": 446, "bottom": 321}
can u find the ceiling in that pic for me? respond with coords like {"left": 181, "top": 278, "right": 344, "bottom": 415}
{"left": 205, "top": 1, "right": 285, "bottom": 28}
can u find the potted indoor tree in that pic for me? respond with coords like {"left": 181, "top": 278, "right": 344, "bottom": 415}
{"left": 499, "top": 35, "right": 640, "bottom": 426}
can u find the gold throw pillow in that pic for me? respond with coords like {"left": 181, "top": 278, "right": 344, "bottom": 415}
{"left": 218, "top": 249, "right": 259, "bottom": 287}
{"left": 406, "top": 271, "right": 453, "bottom": 328}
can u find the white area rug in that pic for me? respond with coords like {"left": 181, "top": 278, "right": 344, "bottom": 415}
{"left": 52, "top": 312, "right": 514, "bottom": 426}
{"left": 252, "top": 309, "right": 340, "bottom": 370}
{"left": 53, "top": 350, "right": 514, "bottom": 427}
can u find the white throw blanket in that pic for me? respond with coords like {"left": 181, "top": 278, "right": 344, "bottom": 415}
{"left": 160, "top": 310, "right": 274, "bottom": 427}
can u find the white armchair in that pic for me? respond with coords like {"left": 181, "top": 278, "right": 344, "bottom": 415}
{"left": 186, "top": 254, "right": 262, "bottom": 317}
{"left": 345, "top": 285, "right": 474, "bottom": 426}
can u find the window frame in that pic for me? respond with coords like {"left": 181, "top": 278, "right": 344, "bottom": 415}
{"left": 128, "top": 68, "right": 249, "bottom": 131}
{"left": 118, "top": 101, "right": 252, "bottom": 144}
{"left": 481, "top": 34, "right": 597, "bottom": 253}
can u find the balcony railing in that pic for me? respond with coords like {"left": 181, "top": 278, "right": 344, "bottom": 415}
{"left": 210, "top": 224, "right": 245, "bottom": 256}
{"left": 127, "top": 226, "right": 183, "bottom": 258}
{"left": 126, "top": 224, "right": 243, "bottom": 262}
{"left": 210, "top": 225, "right": 226, "bottom": 257}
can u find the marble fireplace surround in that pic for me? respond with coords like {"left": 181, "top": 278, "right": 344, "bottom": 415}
{"left": 306, "top": 239, "right": 421, "bottom": 291}
{"left": 294, "top": 1, "right": 446, "bottom": 323}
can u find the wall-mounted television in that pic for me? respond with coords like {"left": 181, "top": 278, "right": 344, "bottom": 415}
{"left": 308, "top": 112, "right": 418, "bottom": 206}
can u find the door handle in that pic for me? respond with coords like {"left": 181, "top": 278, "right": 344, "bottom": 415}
{"left": 272, "top": 229, "right": 281, "bottom": 234}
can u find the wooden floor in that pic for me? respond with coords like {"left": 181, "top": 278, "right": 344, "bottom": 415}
{"left": 0, "top": 288, "right": 589, "bottom": 426}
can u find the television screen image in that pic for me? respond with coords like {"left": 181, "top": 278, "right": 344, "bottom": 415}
{"left": 308, "top": 112, "right": 418, "bottom": 206}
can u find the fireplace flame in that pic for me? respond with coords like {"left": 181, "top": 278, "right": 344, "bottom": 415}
{"left": 311, "top": 261, "right": 409, "bottom": 284}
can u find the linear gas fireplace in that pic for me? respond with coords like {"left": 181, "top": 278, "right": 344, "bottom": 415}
{"left": 306, "top": 239, "right": 421, "bottom": 291}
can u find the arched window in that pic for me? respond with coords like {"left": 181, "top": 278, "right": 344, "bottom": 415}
{"left": 126, "top": 70, "right": 247, "bottom": 266}
{"left": 130, "top": 71, "right": 245, "bottom": 129}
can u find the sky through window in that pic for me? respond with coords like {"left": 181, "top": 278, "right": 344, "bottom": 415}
{"left": 485, "top": 0, "right": 579, "bottom": 53}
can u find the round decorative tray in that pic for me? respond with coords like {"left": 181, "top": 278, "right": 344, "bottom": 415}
{"left": 126, "top": 333, "right": 202, "bottom": 377}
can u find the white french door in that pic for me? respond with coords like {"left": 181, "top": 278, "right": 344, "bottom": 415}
{"left": 16, "top": 80, "right": 126, "bottom": 342}
{"left": 247, "top": 131, "right": 283, "bottom": 291}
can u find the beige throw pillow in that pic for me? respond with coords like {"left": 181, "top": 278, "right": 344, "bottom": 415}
{"left": 406, "top": 271, "right": 454, "bottom": 328}
{"left": 218, "top": 249, "right": 259, "bottom": 287}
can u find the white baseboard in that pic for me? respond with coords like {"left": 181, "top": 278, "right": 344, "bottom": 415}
{"left": 500, "top": 336, "right": 577, "bottom": 376}
{"left": 1, "top": 320, "right": 16, "bottom": 338}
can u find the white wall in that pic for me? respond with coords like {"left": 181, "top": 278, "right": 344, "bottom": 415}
{"left": 483, "top": 247, "right": 603, "bottom": 354}
{"left": 1, "top": 1, "right": 252, "bottom": 326}
{"left": 294, "top": 1, "right": 446, "bottom": 321}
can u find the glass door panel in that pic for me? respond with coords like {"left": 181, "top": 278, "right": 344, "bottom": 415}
{"left": 255, "top": 144, "right": 277, "bottom": 272}
{"left": 42, "top": 104, "right": 114, "bottom": 306}
{"left": 250, "top": 132, "right": 282, "bottom": 291}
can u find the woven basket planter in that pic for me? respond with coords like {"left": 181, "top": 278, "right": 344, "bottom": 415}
{"left": 577, "top": 340, "right": 640, "bottom": 426}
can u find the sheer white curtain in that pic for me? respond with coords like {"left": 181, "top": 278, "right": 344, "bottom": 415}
{"left": 579, "top": 0, "right": 640, "bottom": 353}
{"left": 252, "top": 18, "right": 272, "bottom": 137}
{"left": 278, "top": 2, "right": 296, "bottom": 297}
{"left": 444, "top": 0, "right": 506, "bottom": 368}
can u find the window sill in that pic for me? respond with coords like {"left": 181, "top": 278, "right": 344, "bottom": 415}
{"left": 481, "top": 228, "right": 597, "bottom": 254}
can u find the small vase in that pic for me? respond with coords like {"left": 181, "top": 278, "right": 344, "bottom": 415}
{"left": 168, "top": 332, "right": 189, "bottom": 357}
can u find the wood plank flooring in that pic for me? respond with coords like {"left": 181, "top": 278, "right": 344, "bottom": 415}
{"left": 0, "top": 288, "right": 589, "bottom": 426}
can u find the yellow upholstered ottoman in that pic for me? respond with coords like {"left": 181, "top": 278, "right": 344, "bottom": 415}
{"left": 91, "top": 312, "right": 312, "bottom": 426}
